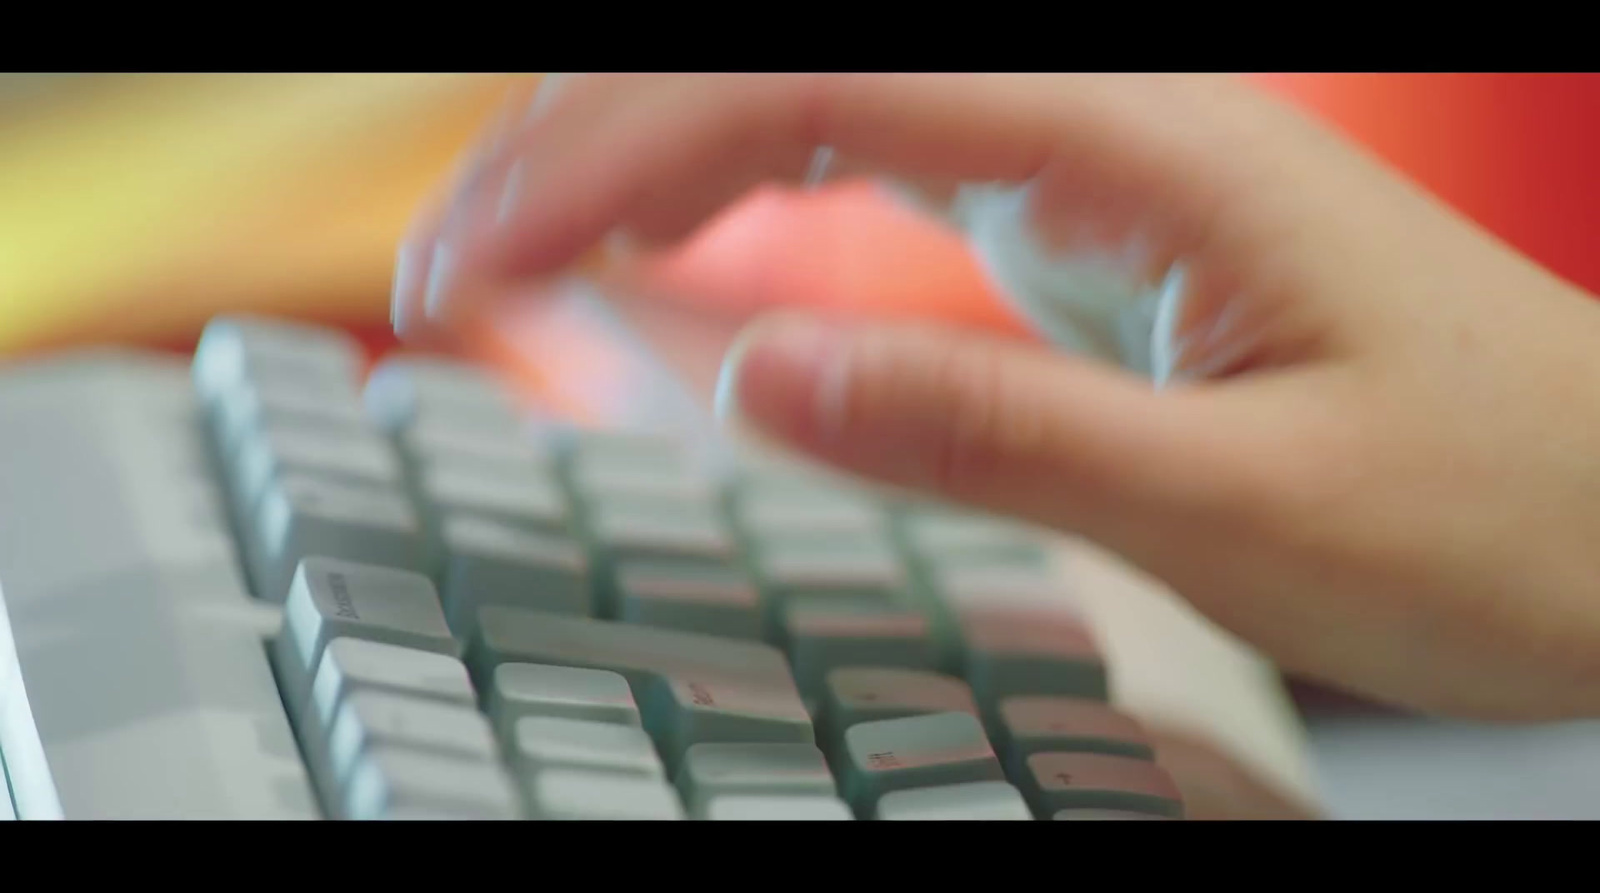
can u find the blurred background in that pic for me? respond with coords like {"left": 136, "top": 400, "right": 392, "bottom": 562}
{"left": 4, "top": 72, "right": 1600, "bottom": 817}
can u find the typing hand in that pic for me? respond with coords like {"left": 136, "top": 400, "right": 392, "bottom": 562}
{"left": 396, "top": 73, "right": 1600, "bottom": 722}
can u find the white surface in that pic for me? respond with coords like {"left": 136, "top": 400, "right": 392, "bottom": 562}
{"left": 0, "top": 351, "right": 319, "bottom": 818}
{"left": 1309, "top": 715, "right": 1600, "bottom": 820}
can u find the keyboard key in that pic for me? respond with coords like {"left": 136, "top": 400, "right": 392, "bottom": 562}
{"left": 525, "top": 769, "right": 685, "bottom": 820}
{"left": 735, "top": 484, "right": 885, "bottom": 540}
{"left": 676, "top": 742, "right": 835, "bottom": 810}
{"left": 571, "top": 465, "right": 720, "bottom": 509}
{"left": 325, "top": 690, "right": 497, "bottom": 783}
{"left": 703, "top": 795, "right": 854, "bottom": 820}
{"left": 397, "top": 423, "right": 552, "bottom": 474}
{"left": 310, "top": 638, "right": 476, "bottom": 728}
{"left": 486, "top": 663, "right": 641, "bottom": 741}
{"left": 993, "top": 696, "right": 1154, "bottom": 765}
{"left": 648, "top": 676, "right": 817, "bottom": 765}
{"left": 935, "top": 562, "right": 1082, "bottom": 613}
{"left": 510, "top": 716, "right": 664, "bottom": 778}
{"left": 838, "top": 711, "right": 1004, "bottom": 813}
{"left": 278, "top": 559, "right": 457, "bottom": 696}
{"left": 193, "top": 315, "right": 362, "bottom": 404}
{"left": 248, "top": 475, "right": 424, "bottom": 602}
{"left": 901, "top": 514, "right": 1052, "bottom": 567}
{"left": 959, "top": 613, "right": 1108, "bottom": 702}
{"left": 438, "top": 517, "right": 590, "bottom": 634}
{"left": 875, "top": 780, "right": 1032, "bottom": 820}
{"left": 616, "top": 561, "right": 763, "bottom": 639}
{"left": 417, "top": 462, "right": 570, "bottom": 539}
{"left": 757, "top": 537, "right": 909, "bottom": 607}
{"left": 344, "top": 747, "right": 520, "bottom": 820}
{"left": 211, "top": 380, "right": 370, "bottom": 457}
{"left": 821, "top": 667, "right": 978, "bottom": 734}
{"left": 1052, "top": 808, "right": 1173, "bottom": 820}
{"left": 364, "top": 356, "right": 521, "bottom": 434}
{"left": 586, "top": 502, "right": 738, "bottom": 566}
{"left": 1021, "top": 752, "right": 1184, "bottom": 819}
{"left": 468, "top": 606, "right": 812, "bottom": 763}
{"left": 782, "top": 602, "right": 937, "bottom": 695}
{"left": 233, "top": 424, "right": 402, "bottom": 510}
{"left": 565, "top": 429, "right": 694, "bottom": 478}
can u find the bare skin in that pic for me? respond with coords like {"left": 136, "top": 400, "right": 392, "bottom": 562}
{"left": 396, "top": 73, "right": 1600, "bottom": 723}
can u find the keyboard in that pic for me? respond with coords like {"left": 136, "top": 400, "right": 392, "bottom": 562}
{"left": 0, "top": 313, "right": 1308, "bottom": 820}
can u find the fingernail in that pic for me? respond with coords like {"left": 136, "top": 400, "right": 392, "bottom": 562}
{"left": 391, "top": 242, "right": 421, "bottom": 335}
{"left": 1148, "top": 265, "right": 1186, "bottom": 388}
{"left": 495, "top": 158, "right": 525, "bottom": 229}
{"left": 526, "top": 73, "right": 568, "bottom": 123}
{"left": 423, "top": 242, "right": 457, "bottom": 320}
{"left": 804, "top": 146, "right": 836, "bottom": 189}
{"left": 717, "top": 315, "right": 846, "bottom": 444}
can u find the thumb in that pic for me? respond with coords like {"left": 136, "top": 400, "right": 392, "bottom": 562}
{"left": 717, "top": 311, "right": 1262, "bottom": 551}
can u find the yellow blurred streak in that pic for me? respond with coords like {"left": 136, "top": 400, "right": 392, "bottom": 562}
{"left": 0, "top": 73, "right": 531, "bottom": 353}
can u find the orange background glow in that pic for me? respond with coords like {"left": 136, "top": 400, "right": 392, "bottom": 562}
{"left": 0, "top": 73, "right": 1596, "bottom": 369}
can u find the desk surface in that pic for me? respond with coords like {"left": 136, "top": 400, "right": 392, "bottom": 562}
{"left": 1308, "top": 714, "right": 1600, "bottom": 819}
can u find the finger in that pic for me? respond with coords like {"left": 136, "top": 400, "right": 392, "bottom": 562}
{"left": 716, "top": 310, "right": 1268, "bottom": 548}
{"left": 392, "top": 77, "right": 543, "bottom": 342}
{"left": 427, "top": 74, "right": 1272, "bottom": 323}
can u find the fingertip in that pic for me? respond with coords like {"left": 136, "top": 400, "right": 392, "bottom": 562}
{"left": 715, "top": 312, "right": 845, "bottom": 447}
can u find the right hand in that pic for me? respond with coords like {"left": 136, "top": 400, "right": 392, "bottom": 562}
{"left": 398, "top": 73, "right": 1600, "bottom": 722}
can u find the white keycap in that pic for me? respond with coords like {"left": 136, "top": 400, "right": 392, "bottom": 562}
{"left": 418, "top": 463, "right": 570, "bottom": 536}
{"left": 525, "top": 769, "right": 685, "bottom": 820}
{"left": 311, "top": 638, "right": 476, "bottom": 728}
{"left": 875, "top": 781, "right": 1032, "bottom": 820}
{"left": 279, "top": 559, "right": 456, "bottom": 696}
{"left": 572, "top": 465, "right": 719, "bottom": 506}
{"left": 511, "top": 716, "right": 664, "bottom": 778}
{"left": 487, "top": 664, "right": 641, "bottom": 740}
{"left": 702, "top": 795, "right": 854, "bottom": 821}
{"left": 398, "top": 423, "right": 552, "bottom": 473}
{"left": 937, "top": 564, "right": 1085, "bottom": 617}
{"left": 1023, "top": 752, "right": 1184, "bottom": 818}
{"left": 995, "top": 696, "right": 1154, "bottom": 762}
{"left": 588, "top": 505, "right": 738, "bottom": 565}
{"left": 839, "top": 711, "right": 1005, "bottom": 812}
{"left": 737, "top": 485, "right": 884, "bottom": 539}
{"left": 823, "top": 667, "right": 979, "bottom": 730}
{"left": 326, "top": 690, "right": 498, "bottom": 783}
{"left": 233, "top": 424, "right": 402, "bottom": 510}
{"left": 758, "top": 538, "right": 908, "bottom": 603}
{"left": 566, "top": 429, "right": 693, "bottom": 477}
{"left": 344, "top": 747, "right": 520, "bottom": 820}
{"left": 959, "top": 612, "right": 1107, "bottom": 702}
{"left": 651, "top": 675, "right": 818, "bottom": 762}
{"left": 471, "top": 607, "right": 814, "bottom": 763}
{"left": 903, "top": 514, "right": 1049, "bottom": 564}
{"left": 211, "top": 381, "right": 370, "bottom": 457}
{"left": 364, "top": 356, "right": 520, "bottom": 434}
{"left": 439, "top": 517, "right": 589, "bottom": 634}
{"left": 677, "top": 742, "right": 836, "bottom": 808}
{"left": 616, "top": 562, "right": 763, "bottom": 640}
{"left": 250, "top": 475, "right": 424, "bottom": 602}
{"left": 193, "top": 315, "right": 362, "bottom": 404}
{"left": 784, "top": 603, "right": 937, "bottom": 694}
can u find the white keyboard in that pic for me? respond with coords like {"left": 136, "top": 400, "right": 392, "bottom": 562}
{"left": 0, "top": 315, "right": 1318, "bottom": 819}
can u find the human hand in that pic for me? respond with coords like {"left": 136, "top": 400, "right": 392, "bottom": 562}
{"left": 395, "top": 73, "right": 1600, "bottom": 722}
